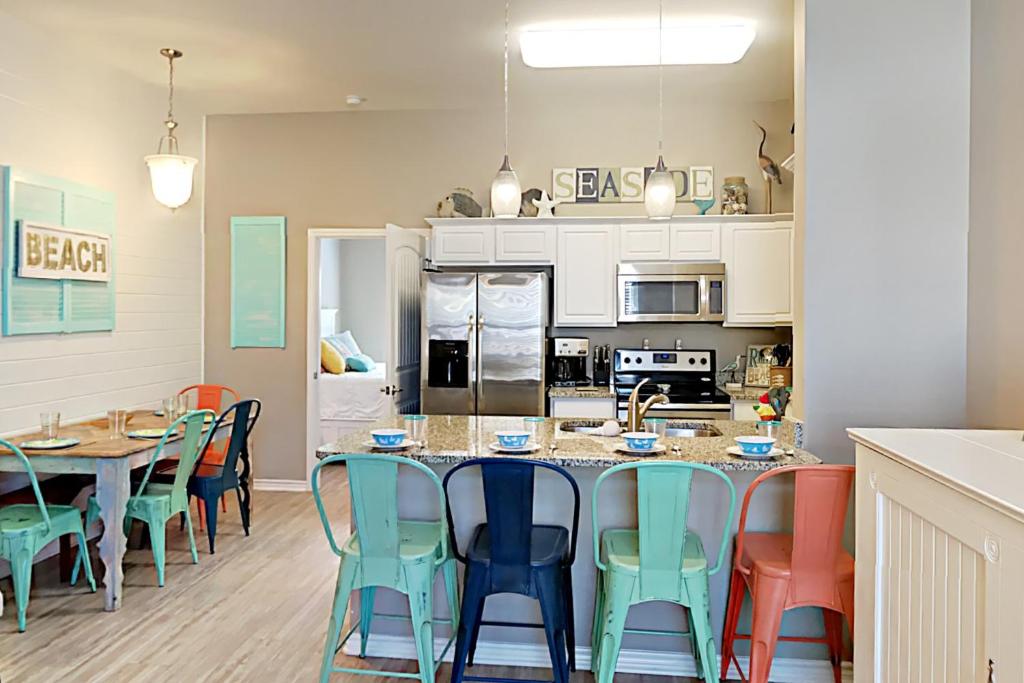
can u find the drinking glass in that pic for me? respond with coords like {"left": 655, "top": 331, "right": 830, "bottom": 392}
{"left": 40, "top": 412, "right": 61, "bottom": 439}
{"left": 756, "top": 420, "right": 780, "bottom": 440}
{"left": 107, "top": 409, "right": 128, "bottom": 438}
{"left": 174, "top": 393, "right": 191, "bottom": 418}
{"left": 643, "top": 417, "right": 667, "bottom": 438}
{"left": 404, "top": 414, "right": 427, "bottom": 444}
{"left": 523, "top": 416, "right": 545, "bottom": 443}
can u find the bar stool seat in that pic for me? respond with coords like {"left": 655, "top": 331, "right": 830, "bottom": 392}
{"left": 467, "top": 524, "right": 570, "bottom": 566}
{"left": 343, "top": 520, "right": 447, "bottom": 561}
{"left": 738, "top": 532, "right": 854, "bottom": 580}
{"left": 601, "top": 528, "right": 709, "bottom": 573}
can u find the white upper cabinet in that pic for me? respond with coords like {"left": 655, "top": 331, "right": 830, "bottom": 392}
{"left": 431, "top": 224, "right": 494, "bottom": 264}
{"left": 721, "top": 220, "right": 794, "bottom": 326}
{"left": 555, "top": 224, "right": 618, "bottom": 327}
{"left": 670, "top": 223, "right": 721, "bottom": 261}
{"left": 620, "top": 223, "right": 671, "bottom": 261}
{"left": 495, "top": 224, "right": 555, "bottom": 264}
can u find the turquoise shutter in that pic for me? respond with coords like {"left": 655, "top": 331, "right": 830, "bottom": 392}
{"left": 230, "top": 216, "right": 286, "bottom": 348}
{"left": 1, "top": 167, "right": 116, "bottom": 336}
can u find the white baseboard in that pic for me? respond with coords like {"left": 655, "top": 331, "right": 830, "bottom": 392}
{"left": 342, "top": 632, "right": 853, "bottom": 682}
{"left": 254, "top": 478, "right": 310, "bottom": 492}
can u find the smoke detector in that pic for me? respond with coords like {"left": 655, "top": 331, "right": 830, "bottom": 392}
{"left": 345, "top": 95, "right": 366, "bottom": 106}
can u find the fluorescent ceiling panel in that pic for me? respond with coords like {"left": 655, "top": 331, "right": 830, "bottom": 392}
{"left": 520, "top": 23, "right": 756, "bottom": 68}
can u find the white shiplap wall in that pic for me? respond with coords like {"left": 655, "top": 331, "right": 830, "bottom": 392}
{"left": 0, "top": 12, "right": 203, "bottom": 453}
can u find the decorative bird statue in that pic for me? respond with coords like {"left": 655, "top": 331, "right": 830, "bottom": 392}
{"left": 754, "top": 121, "right": 783, "bottom": 214}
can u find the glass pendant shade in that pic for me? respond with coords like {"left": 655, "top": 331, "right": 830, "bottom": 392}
{"left": 491, "top": 155, "right": 522, "bottom": 218}
{"left": 145, "top": 154, "right": 198, "bottom": 210}
{"left": 644, "top": 156, "right": 676, "bottom": 219}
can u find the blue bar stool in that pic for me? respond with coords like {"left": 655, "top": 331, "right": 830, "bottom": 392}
{"left": 443, "top": 458, "right": 580, "bottom": 683}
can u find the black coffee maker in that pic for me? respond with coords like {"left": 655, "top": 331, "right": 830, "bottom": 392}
{"left": 548, "top": 337, "right": 590, "bottom": 387}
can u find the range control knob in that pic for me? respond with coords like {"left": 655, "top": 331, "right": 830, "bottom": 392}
{"left": 634, "top": 356, "right": 642, "bottom": 365}
{"left": 623, "top": 357, "right": 631, "bottom": 364}
{"left": 700, "top": 357, "right": 708, "bottom": 365}
{"left": 688, "top": 357, "right": 696, "bottom": 365}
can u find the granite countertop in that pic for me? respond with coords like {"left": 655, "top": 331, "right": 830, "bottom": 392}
{"left": 547, "top": 386, "right": 615, "bottom": 399}
{"left": 318, "top": 415, "right": 819, "bottom": 471}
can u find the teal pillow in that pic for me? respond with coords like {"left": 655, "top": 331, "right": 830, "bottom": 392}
{"left": 346, "top": 353, "right": 376, "bottom": 372}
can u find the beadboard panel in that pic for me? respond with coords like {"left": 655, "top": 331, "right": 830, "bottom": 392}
{"left": 0, "top": 10, "right": 203, "bottom": 438}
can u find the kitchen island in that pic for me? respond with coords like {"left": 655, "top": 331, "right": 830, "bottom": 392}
{"left": 317, "top": 416, "right": 823, "bottom": 677}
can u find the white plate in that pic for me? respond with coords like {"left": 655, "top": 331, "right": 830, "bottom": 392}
{"left": 19, "top": 437, "right": 81, "bottom": 450}
{"left": 616, "top": 444, "right": 667, "bottom": 456}
{"left": 128, "top": 429, "right": 168, "bottom": 439}
{"left": 488, "top": 442, "right": 541, "bottom": 454}
{"left": 726, "top": 446, "right": 785, "bottom": 460}
{"left": 362, "top": 439, "right": 416, "bottom": 451}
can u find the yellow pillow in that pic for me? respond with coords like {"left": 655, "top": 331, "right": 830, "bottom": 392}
{"left": 321, "top": 339, "right": 346, "bottom": 374}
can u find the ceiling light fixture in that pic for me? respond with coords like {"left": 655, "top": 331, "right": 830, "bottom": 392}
{"left": 490, "top": 0, "right": 521, "bottom": 219}
{"left": 644, "top": 0, "right": 675, "bottom": 220}
{"left": 144, "top": 49, "right": 197, "bottom": 210}
{"left": 520, "top": 21, "right": 756, "bottom": 68}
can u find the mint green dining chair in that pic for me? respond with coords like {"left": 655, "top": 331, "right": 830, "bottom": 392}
{"left": 78, "top": 410, "right": 215, "bottom": 588}
{"left": 312, "top": 454, "right": 459, "bottom": 683}
{"left": 0, "top": 438, "right": 95, "bottom": 632}
{"left": 590, "top": 461, "right": 736, "bottom": 682}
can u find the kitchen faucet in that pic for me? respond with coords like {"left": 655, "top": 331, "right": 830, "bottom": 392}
{"left": 626, "top": 378, "right": 669, "bottom": 432}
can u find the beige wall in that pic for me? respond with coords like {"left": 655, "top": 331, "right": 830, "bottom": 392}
{"left": 967, "top": 0, "right": 1024, "bottom": 428}
{"left": 204, "top": 98, "right": 794, "bottom": 481}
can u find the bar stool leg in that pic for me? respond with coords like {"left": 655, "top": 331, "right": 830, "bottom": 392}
{"left": 563, "top": 564, "right": 577, "bottom": 671}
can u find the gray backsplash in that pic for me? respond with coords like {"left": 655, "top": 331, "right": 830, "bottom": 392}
{"left": 550, "top": 323, "right": 793, "bottom": 380}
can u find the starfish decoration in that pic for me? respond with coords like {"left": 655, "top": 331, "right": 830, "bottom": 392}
{"left": 532, "top": 190, "right": 561, "bottom": 218}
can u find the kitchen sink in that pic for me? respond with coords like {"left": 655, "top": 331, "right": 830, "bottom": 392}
{"left": 559, "top": 420, "right": 722, "bottom": 438}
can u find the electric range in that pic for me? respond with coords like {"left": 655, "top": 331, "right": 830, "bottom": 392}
{"left": 613, "top": 348, "right": 732, "bottom": 421}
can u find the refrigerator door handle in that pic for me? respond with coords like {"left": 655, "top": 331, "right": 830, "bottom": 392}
{"left": 476, "top": 315, "right": 485, "bottom": 408}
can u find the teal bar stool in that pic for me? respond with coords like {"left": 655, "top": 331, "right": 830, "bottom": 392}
{"left": 590, "top": 461, "right": 736, "bottom": 682}
{"left": 79, "top": 410, "right": 215, "bottom": 587}
{"left": 312, "top": 454, "right": 459, "bottom": 683}
{"left": 0, "top": 439, "right": 95, "bottom": 632}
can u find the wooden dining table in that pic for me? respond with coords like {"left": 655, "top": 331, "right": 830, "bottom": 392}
{"left": 0, "top": 410, "right": 247, "bottom": 612}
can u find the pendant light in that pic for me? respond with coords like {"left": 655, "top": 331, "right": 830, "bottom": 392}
{"left": 144, "top": 49, "right": 198, "bottom": 210}
{"left": 490, "top": 0, "right": 521, "bottom": 218}
{"left": 645, "top": 0, "right": 676, "bottom": 219}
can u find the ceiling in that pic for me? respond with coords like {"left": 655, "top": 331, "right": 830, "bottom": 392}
{"left": 2, "top": 0, "right": 794, "bottom": 115}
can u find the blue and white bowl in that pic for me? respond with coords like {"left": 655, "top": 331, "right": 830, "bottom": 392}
{"left": 371, "top": 429, "right": 407, "bottom": 447}
{"left": 495, "top": 431, "right": 531, "bottom": 449}
{"left": 622, "top": 432, "right": 658, "bottom": 451}
{"left": 735, "top": 436, "right": 776, "bottom": 455}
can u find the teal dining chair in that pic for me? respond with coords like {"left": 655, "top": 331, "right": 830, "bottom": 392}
{"left": 78, "top": 410, "right": 215, "bottom": 587}
{"left": 312, "top": 454, "right": 460, "bottom": 683}
{"left": 0, "top": 438, "right": 95, "bottom": 632}
{"left": 590, "top": 461, "right": 737, "bottom": 682}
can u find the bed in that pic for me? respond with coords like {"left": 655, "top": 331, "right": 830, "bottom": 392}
{"left": 318, "top": 308, "right": 390, "bottom": 442}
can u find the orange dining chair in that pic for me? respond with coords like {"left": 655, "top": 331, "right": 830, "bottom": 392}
{"left": 720, "top": 465, "right": 855, "bottom": 683}
{"left": 178, "top": 384, "right": 242, "bottom": 527}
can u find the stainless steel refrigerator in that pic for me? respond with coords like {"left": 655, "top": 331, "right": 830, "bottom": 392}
{"left": 421, "top": 271, "right": 547, "bottom": 416}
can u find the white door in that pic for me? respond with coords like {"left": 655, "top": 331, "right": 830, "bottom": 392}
{"left": 385, "top": 224, "right": 424, "bottom": 415}
{"left": 555, "top": 224, "right": 618, "bottom": 327}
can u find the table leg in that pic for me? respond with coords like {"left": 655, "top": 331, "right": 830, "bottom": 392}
{"left": 96, "top": 457, "right": 131, "bottom": 611}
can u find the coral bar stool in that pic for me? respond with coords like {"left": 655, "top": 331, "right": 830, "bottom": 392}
{"left": 720, "top": 465, "right": 855, "bottom": 683}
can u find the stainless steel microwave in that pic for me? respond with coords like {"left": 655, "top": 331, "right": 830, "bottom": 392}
{"left": 617, "top": 263, "right": 726, "bottom": 322}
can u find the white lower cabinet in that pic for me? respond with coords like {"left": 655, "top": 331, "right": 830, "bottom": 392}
{"left": 850, "top": 430, "right": 1024, "bottom": 683}
{"left": 555, "top": 225, "right": 618, "bottom": 327}
{"left": 549, "top": 396, "right": 617, "bottom": 419}
{"left": 730, "top": 399, "right": 759, "bottom": 421}
{"left": 722, "top": 221, "right": 793, "bottom": 326}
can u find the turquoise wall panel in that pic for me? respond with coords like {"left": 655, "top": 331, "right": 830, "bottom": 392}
{"left": 1, "top": 166, "right": 116, "bottom": 336}
{"left": 230, "top": 216, "right": 286, "bottom": 348}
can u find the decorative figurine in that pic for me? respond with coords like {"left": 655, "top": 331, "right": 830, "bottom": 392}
{"left": 693, "top": 198, "right": 715, "bottom": 215}
{"left": 531, "top": 190, "right": 561, "bottom": 218}
{"left": 436, "top": 188, "right": 483, "bottom": 218}
{"left": 754, "top": 122, "right": 783, "bottom": 214}
{"left": 519, "top": 188, "right": 543, "bottom": 217}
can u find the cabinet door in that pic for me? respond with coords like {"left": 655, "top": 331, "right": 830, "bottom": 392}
{"left": 431, "top": 225, "right": 494, "bottom": 265}
{"left": 722, "top": 221, "right": 793, "bottom": 326}
{"left": 549, "top": 397, "right": 617, "bottom": 419}
{"left": 495, "top": 225, "right": 555, "bottom": 264}
{"left": 670, "top": 223, "right": 721, "bottom": 261}
{"left": 555, "top": 225, "right": 618, "bottom": 327}
{"left": 620, "top": 223, "right": 670, "bottom": 261}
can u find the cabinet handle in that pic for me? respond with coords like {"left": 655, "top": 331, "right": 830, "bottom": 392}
{"left": 467, "top": 314, "right": 475, "bottom": 331}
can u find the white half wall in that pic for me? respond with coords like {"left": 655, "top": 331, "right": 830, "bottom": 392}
{"left": 0, "top": 11, "right": 204, "bottom": 448}
{"left": 799, "top": 0, "right": 971, "bottom": 462}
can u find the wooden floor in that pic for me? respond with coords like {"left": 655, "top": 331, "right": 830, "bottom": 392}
{"left": 0, "top": 466, "right": 696, "bottom": 682}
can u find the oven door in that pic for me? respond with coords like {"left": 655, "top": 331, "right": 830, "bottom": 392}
{"left": 618, "top": 275, "right": 705, "bottom": 322}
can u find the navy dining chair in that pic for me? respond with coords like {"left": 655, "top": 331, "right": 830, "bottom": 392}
{"left": 443, "top": 458, "right": 580, "bottom": 683}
